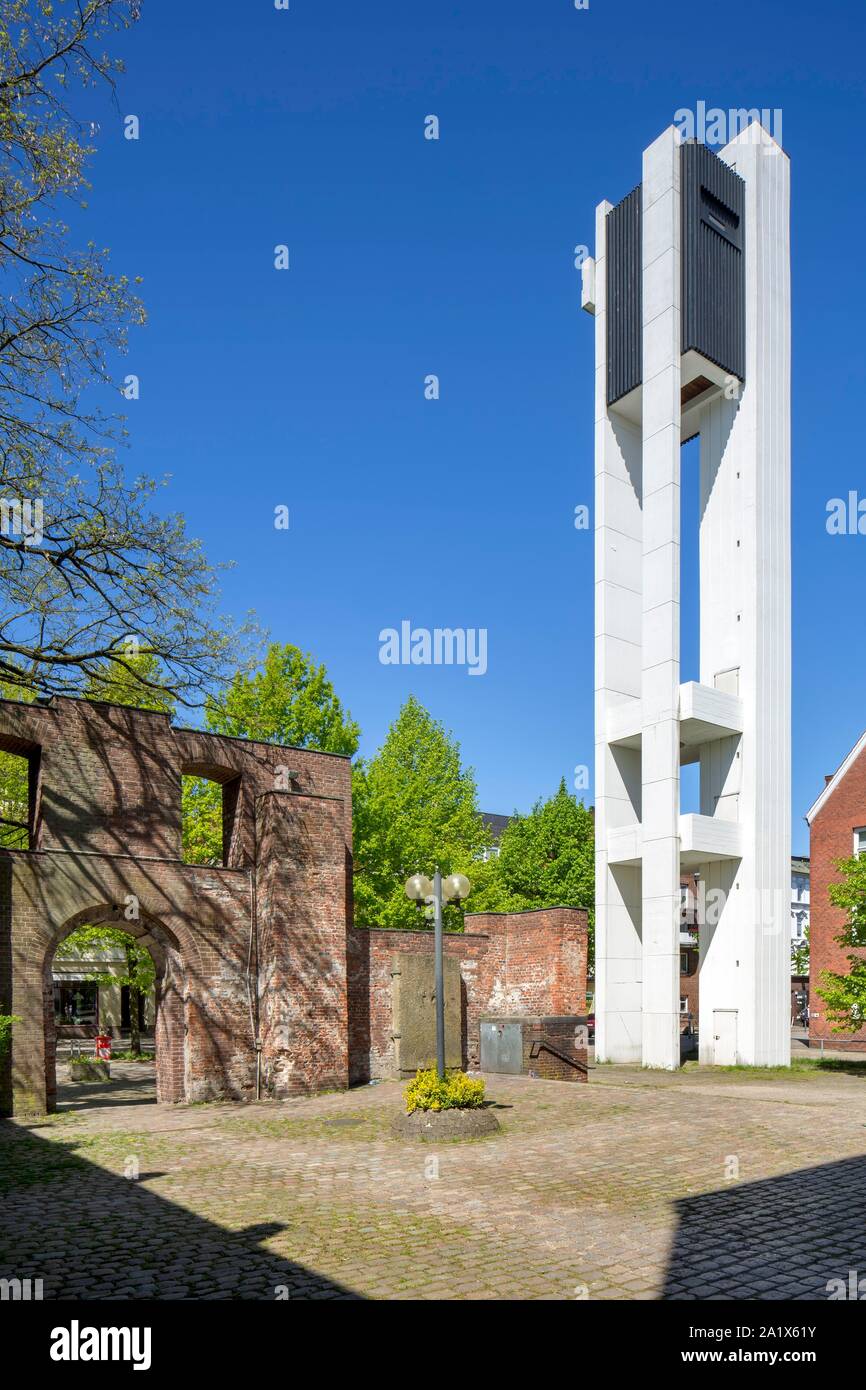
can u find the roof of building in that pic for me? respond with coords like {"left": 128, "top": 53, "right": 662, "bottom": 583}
{"left": 805, "top": 730, "right": 866, "bottom": 825}
{"left": 481, "top": 812, "right": 512, "bottom": 840}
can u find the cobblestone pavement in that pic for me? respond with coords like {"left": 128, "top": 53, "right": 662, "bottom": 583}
{"left": 2, "top": 1059, "right": 866, "bottom": 1300}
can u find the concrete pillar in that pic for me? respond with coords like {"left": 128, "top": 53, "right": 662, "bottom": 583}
{"left": 640, "top": 128, "right": 682, "bottom": 1070}
{"left": 697, "top": 126, "right": 791, "bottom": 1066}
{"left": 593, "top": 196, "right": 643, "bottom": 1063}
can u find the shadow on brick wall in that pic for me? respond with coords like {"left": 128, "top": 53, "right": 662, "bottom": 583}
{"left": 0, "top": 858, "right": 11, "bottom": 1114}
{"left": 346, "top": 927, "right": 371, "bottom": 1085}
{"left": 0, "top": 1117, "right": 363, "bottom": 1300}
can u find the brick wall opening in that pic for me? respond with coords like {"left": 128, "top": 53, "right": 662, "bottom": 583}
{"left": 0, "top": 696, "right": 355, "bottom": 1113}
{"left": 0, "top": 738, "right": 38, "bottom": 851}
{"left": 42, "top": 905, "right": 187, "bottom": 1110}
{"left": 180, "top": 764, "right": 240, "bottom": 867}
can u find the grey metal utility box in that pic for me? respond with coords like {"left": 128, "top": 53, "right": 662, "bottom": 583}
{"left": 480, "top": 1021, "right": 523, "bottom": 1075}
{"left": 480, "top": 1016, "right": 589, "bottom": 1082}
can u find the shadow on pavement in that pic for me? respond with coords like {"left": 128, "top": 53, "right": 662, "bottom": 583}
{"left": 663, "top": 1154, "right": 866, "bottom": 1300}
{"left": 56, "top": 1062, "right": 159, "bottom": 1112}
{"left": 0, "top": 1117, "right": 363, "bottom": 1300}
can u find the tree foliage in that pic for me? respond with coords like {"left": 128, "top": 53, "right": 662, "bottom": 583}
{"left": 0, "top": 0, "right": 254, "bottom": 705}
{"left": 84, "top": 646, "right": 175, "bottom": 713}
{"left": 0, "top": 678, "right": 35, "bottom": 846}
{"left": 181, "top": 775, "right": 223, "bottom": 867}
{"left": 817, "top": 856, "right": 866, "bottom": 1032}
{"left": 352, "top": 696, "right": 490, "bottom": 930}
{"left": 791, "top": 926, "right": 809, "bottom": 977}
{"left": 472, "top": 780, "right": 595, "bottom": 953}
{"left": 205, "top": 643, "right": 360, "bottom": 755}
{"left": 0, "top": 1012, "right": 21, "bottom": 1056}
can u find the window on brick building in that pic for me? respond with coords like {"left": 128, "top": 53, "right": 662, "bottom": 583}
{"left": 181, "top": 772, "right": 235, "bottom": 866}
{"left": 680, "top": 997, "right": 688, "bottom": 1013}
{"left": 855, "top": 827, "right": 866, "bottom": 858}
{"left": 0, "top": 746, "right": 34, "bottom": 849}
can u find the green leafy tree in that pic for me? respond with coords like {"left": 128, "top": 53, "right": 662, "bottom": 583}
{"left": 84, "top": 647, "right": 176, "bottom": 714}
{"left": 817, "top": 856, "right": 866, "bottom": 1031}
{"left": 0, "top": 678, "right": 36, "bottom": 847}
{"left": 181, "top": 644, "right": 361, "bottom": 866}
{"left": 56, "top": 924, "right": 154, "bottom": 1053}
{"left": 0, "top": 749, "right": 30, "bottom": 847}
{"left": 0, "top": 1, "right": 255, "bottom": 706}
{"left": 473, "top": 780, "right": 595, "bottom": 954}
{"left": 791, "top": 926, "right": 809, "bottom": 977}
{"left": 181, "top": 777, "right": 223, "bottom": 867}
{"left": 352, "top": 696, "right": 490, "bottom": 930}
{"left": 205, "top": 643, "right": 360, "bottom": 755}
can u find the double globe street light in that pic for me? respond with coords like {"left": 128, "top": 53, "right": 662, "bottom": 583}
{"left": 404, "top": 868, "right": 471, "bottom": 1078}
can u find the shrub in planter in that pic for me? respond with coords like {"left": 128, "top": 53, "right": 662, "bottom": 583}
{"left": 404, "top": 1067, "right": 485, "bottom": 1115}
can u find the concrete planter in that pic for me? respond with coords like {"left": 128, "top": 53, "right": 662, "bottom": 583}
{"left": 68, "top": 1060, "right": 110, "bottom": 1082}
{"left": 392, "top": 1107, "right": 500, "bottom": 1141}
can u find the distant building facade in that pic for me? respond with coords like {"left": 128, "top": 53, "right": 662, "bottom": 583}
{"left": 791, "top": 855, "right": 810, "bottom": 960}
{"left": 806, "top": 734, "right": 866, "bottom": 1047}
{"left": 480, "top": 812, "right": 511, "bottom": 861}
{"left": 52, "top": 940, "right": 155, "bottom": 1040}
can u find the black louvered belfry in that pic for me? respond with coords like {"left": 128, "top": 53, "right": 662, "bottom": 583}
{"left": 605, "top": 185, "right": 642, "bottom": 406}
{"left": 680, "top": 140, "right": 745, "bottom": 383}
{"left": 605, "top": 143, "right": 746, "bottom": 407}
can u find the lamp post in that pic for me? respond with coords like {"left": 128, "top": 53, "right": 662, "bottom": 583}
{"left": 405, "top": 868, "right": 471, "bottom": 1078}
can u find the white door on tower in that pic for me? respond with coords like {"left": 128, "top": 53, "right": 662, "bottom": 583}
{"left": 712, "top": 1010, "right": 738, "bottom": 1066}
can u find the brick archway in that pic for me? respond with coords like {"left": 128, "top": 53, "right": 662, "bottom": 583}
{"left": 0, "top": 695, "right": 354, "bottom": 1115}
{"left": 42, "top": 904, "right": 188, "bottom": 1110}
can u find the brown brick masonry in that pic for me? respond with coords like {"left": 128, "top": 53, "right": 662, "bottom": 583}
{"left": 0, "top": 696, "right": 352, "bottom": 1112}
{"left": 810, "top": 741, "right": 866, "bottom": 1046}
{"left": 0, "top": 697, "right": 588, "bottom": 1113}
{"left": 347, "top": 908, "right": 589, "bottom": 1082}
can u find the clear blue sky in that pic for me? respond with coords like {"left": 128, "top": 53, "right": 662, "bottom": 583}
{"left": 80, "top": 0, "right": 866, "bottom": 851}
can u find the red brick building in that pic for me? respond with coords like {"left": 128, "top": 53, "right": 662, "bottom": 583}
{"left": 806, "top": 731, "right": 866, "bottom": 1047}
{"left": 0, "top": 697, "right": 588, "bottom": 1114}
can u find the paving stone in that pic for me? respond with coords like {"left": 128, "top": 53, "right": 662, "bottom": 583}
{"left": 2, "top": 1060, "right": 865, "bottom": 1300}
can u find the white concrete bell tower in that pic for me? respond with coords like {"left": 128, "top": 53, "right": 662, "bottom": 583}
{"left": 583, "top": 122, "right": 791, "bottom": 1069}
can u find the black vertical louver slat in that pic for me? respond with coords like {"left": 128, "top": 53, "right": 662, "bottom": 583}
{"left": 606, "top": 186, "right": 642, "bottom": 406}
{"left": 680, "top": 141, "right": 746, "bottom": 384}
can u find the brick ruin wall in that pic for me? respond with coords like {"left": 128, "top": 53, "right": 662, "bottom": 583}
{"left": 347, "top": 908, "right": 589, "bottom": 1083}
{"left": 0, "top": 696, "right": 589, "bottom": 1112}
{"left": 0, "top": 696, "right": 352, "bottom": 1113}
